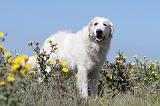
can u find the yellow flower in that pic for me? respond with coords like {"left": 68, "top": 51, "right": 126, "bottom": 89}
{"left": 130, "top": 62, "right": 136, "bottom": 66}
{"left": 140, "top": 61, "right": 145, "bottom": 65}
{"left": 7, "top": 58, "right": 12, "bottom": 63}
{"left": 0, "top": 81, "right": 5, "bottom": 86}
{"left": 152, "top": 62, "right": 157, "bottom": 67}
{"left": 7, "top": 73, "right": 15, "bottom": 82}
{"left": 4, "top": 51, "right": 12, "bottom": 57}
{"left": 122, "top": 56, "right": 127, "bottom": 60}
{"left": 116, "top": 60, "right": 122, "bottom": 64}
{"left": 24, "top": 63, "right": 30, "bottom": 69}
{"left": 19, "top": 70, "right": 26, "bottom": 76}
{"left": 149, "top": 77, "right": 153, "bottom": 80}
{"left": 115, "top": 56, "right": 119, "bottom": 59}
{"left": 144, "top": 77, "right": 147, "bottom": 81}
{"left": 12, "top": 57, "right": 21, "bottom": 64}
{"left": 29, "top": 70, "right": 36, "bottom": 76}
{"left": 151, "top": 70, "right": 157, "bottom": 75}
{"left": 20, "top": 55, "right": 28, "bottom": 60}
{"left": 34, "top": 54, "right": 38, "bottom": 59}
{"left": 152, "top": 70, "right": 155, "bottom": 74}
{"left": 12, "top": 55, "right": 28, "bottom": 64}
{"left": 63, "top": 67, "right": 69, "bottom": 73}
{"left": 0, "top": 32, "right": 3, "bottom": 38}
{"left": 0, "top": 45, "right": 6, "bottom": 51}
{"left": 49, "top": 60, "right": 54, "bottom": 65}
{"left": 109, "top": 75, "right": 112, "bottom": 80}
{"left": 61, "top": 60, "right": 68, "bottom": 66}
{"left": 11, "top": 63, "right": 20, "bottom": 71}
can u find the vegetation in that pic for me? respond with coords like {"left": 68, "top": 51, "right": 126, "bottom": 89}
{"left": 0, "top": 32, "right": 160, "bottom": 106}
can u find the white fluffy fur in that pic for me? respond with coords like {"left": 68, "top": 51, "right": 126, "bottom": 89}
{"left": 28, "top": 17, "right": 113, "bottom": 98}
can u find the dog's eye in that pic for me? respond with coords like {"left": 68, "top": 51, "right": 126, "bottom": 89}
{"left": 103, "top": 23, "right": 107, "bottom": 26}
{"left": 94, "top": 23, "right": 98, "bottom": 26}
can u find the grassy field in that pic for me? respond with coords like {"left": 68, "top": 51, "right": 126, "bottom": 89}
{"left": 0, "top": 32, "right": 160, "bottom": 106}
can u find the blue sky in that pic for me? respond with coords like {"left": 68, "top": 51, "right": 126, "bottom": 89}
{"left": 0, "top": 0, "right": 160, "bottom": 61}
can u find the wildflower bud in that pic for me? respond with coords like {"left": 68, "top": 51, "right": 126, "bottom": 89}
{"left": 0, "top": 81, "right": 5, "bottom": 86}
{"left": 133, "top": 54, "right": 138, "bottom": 58}
{"left": 143, "top": 56, "right": 148, "bottom": 61}
{"left": 48, "top": 40, "right": 52, "bottom": 44}
{"left": 116, "top": 60, "right": 122, "bottom": 64}
{"left": 130, "top": 62, "right": 136, "bottom": 66}
{"left": 140, "top": 61, "right": 145, "bottom": 65}
{"left": 122, "top": 56, "right": 127, "bottom": 60}
{"left": 149, "top": 77, "right": 153, "bottom": 80}
{"left": 34, "top": 54, "right": 38, "bottom": 59}
{"left": 56, "top": 59, "right": 60, "bottom": 64}
{"left": 28, "top": 41, "right": 33, "bottom": 46}
{"left": 16, "top": 53, "right": 20, "bottom": 57}
{"left": 54, "top": 47, "right": 58, "bottom": 50}
{"left": 144, "top": 77, "right": 147, "bottom": 81}
{"left": 35, "top": 41, "right": 40, "bottom": 46}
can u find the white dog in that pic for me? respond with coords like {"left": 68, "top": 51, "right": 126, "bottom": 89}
{"left": 28, "top": 17, "right": 114, "bottom": 98}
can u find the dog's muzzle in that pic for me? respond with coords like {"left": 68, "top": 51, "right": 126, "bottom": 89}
{"left": 95, "top": 29, "right": 105, "bottom": 42}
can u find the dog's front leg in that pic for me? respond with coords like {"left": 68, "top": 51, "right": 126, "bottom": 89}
{"left": 76, "top": 66, "right": 88, "bottom": 98}
{"left": 88, "top": 70, "right": 99, "bottom": 96}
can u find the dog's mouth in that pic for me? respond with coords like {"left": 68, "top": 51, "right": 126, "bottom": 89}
{"left": 95, "top": 35, "right": 105, "bottom": 42}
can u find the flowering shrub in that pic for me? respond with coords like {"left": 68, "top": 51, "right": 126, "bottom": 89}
{"left": 0, "top": 33, "right": 36, "bottom": 105}
{"left": 0, "top": 33, "right": 78, "bottom": 105}
{"left": 99, "top": 51, "right": 160, "bottom": 97}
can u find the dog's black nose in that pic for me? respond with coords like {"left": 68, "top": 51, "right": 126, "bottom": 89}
{"left": 96, "top": 29, "right": 103, "bottom": 35}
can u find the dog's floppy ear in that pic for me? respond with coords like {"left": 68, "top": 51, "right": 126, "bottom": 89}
{"left": 87, "top": 21, "right": 92, "bottom": 38}
{"left": 88, "top": 19, "right": 94, "bottom": 32}
{"left": 109, "top": 22, "right": 114, "bottom": 38}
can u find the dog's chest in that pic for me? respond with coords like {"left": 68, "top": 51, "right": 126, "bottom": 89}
{"left": 84, "top": 44, "right": 106, "bottom": 68}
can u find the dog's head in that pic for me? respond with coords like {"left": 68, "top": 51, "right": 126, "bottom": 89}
{"left": 88, "top": 17, "right": 114, "bottom": 43}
